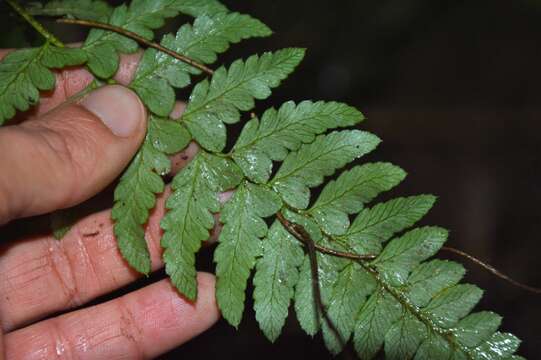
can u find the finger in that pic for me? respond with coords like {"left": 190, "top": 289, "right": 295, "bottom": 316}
{"left": 0, "top": 85, "right": 147, "bottom": 224}
{"left": 0, "top": 188, "right": 233, "bottom": 331}
{"left": 0, "top": 190, "right": 169, "bottom": 331}
{"left": 0, "top": 99, "right": 193, "bottom": 330}
{"left": 4, "top": 274, "right": 219, "bottom": 359}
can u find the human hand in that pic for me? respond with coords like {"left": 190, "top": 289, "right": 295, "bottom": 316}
{"left": 0, "top": 50, "right": 219, "bottom": 359}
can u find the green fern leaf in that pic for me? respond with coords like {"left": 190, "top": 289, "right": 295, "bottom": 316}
{"left": 271, "top": 130, "right": 380, "bottom": 209}
{"left": 321, "top": 263, "right": 376, "bottom": 354}
{"left": 372, "top": 226, "right": 448, "bottom": 287}
{"left": 422, "top": 284, "right": 483, "bottom": 328}
{"left": 131, "top": 12, "right": 272, "bottom": 116}
{"left": 294, "top": 247, "right": 339, "bottom": 336}
{"left": 384, "top": 313, "right": 427, "bottom": 360}
{"left": 112, "top": 117, "right": 190, "bottom": 274}
{"left": 0, "top": 43, "right": 86, "bottom": 125}
{"left": 82, "top": 0, "right": 228, "bottom": 79}
{"left": 288, "top": 213, "right": 374, "bottom": 353}
{"left": 405, "top": 259, "right": 466, "bottom": 307}
{"left": 347, "top": 224, "right": 520, "bottom": 359}
{"left": 454, "top": 311, "right": 502, "bottom": 348}
{"left": 232, "top": 100, "right": 364, "bottom": 183}
{"left": 161, "top": 152, "right": 242, "bottom": 299}
{"left": 308, "top": 163, "right": 406, "bottom": 236}
{"left": 470, "top": 332, "right": 521, "bottom": 360}
{"left": 340, "top": 195, "right": 437, "bottom": 254}
{"left": 353, "top": 288, "right": 402, "bottom": 359}
{"left": 147, "top": 117, "right": 192, "bottom": 154}
{"left": 214, "top": 182, "right": 281, "bottom": 327}
{"left": 415, "top": 334, "right": 453, "bottom": 360}
{"left": 252, "top": 221, "right": 304, "bottom": 341}
{"left": 27, "top": 0, "right": 113, "bottom": 21}
{"left": 181, "top": 48, "right": 306, "bottom": 152}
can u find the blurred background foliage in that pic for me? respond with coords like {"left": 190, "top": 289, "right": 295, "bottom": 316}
{"left": 1, "top": 0, "right": 540, "bottom": 358}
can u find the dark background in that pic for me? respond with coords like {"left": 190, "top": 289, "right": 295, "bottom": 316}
{"left": 2, "top": 0, "right": 541, "bottom": 359}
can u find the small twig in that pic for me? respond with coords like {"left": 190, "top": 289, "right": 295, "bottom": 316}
{"left": 442, "top": 246, "right": 541, "bottom": 294}
{"left": 7, "top": 0, "right": 64, "bottom": 47}
{"left": 56, "top": 18, "right": 215, "bottom": 76}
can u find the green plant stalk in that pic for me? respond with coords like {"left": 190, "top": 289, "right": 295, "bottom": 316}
{"left": 6, "top": 0, "right": 64, "bottom": 47}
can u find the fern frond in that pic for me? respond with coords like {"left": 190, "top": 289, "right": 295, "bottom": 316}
{"left": 112, "top": 117, "right": 190, "bottom": 274}
{"left": 373, "top": 226, "right": 448, "bottom": 286}
{"left": 131, "top": 12, "right": 272, "bottom": 116}
{"left": 214, "top": 182, "right": 282, "bottom": 327}
{"left": 308, "top": 163, "right": 406, "bottom": 236}
{"left": 114, "top": 9, "right": 271, "bottom": 276}
{"left": 161, "top": 152, "right": 242, "bottom": 299}
{"left": 232, "top": 100, "right": 365, "bottom": 183}
{"left": 284, "top": 210, "right": 522, "bottom": 359}
{"left": 80, "top": 0, "right": 228, "bottom": 78}
{"left": 289, "top": 212, "right": 521, "bottom": 359}
{"left": 270, "top": 130, "right": 381, "bottom": 209}
{"left": 181, "top": 48, "right": 306, "bottom": 151}
{"left": 3, "top": 1, "right": 526, "bottom": 357}
{"left": 253, "top": 221, "right": 304, "bottom": 341}
{"left": 340, "top": 195, "right": 437, "bottom": 254}
{"left": 0, "top": 43, "right": 86, "bottom": 125}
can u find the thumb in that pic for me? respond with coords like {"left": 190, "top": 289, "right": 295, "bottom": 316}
{"left": 0, "top": 85, "right": 147, "bottom": 224}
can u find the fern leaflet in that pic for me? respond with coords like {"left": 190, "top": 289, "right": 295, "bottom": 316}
{"left": 253, "top": 221, "right": 304, "bottom": 341}
{"left": 112, "top": 116, "right": 190, "bottom": 273}
{"left": 215, "top": 182, "right": 282, "bottom": 327}
{"left": 232, "top": 100, "right": 365, "bottom": 183}
{"left": 0, "top": 43, "right": 85, "bottom": 125}
{"left": 180, "top": 48, "right": 306, "bottom": 152}
{"left": 80, "top": 0, "right": 229, "bottom": 78}
{"left": 130, "top": 12, "right": 272, "bottom": 116}
{"left": 161, "top": 152, "right": 242, "bottom": 300}
{"left": 270, "top": 130, "right": 381, "bottom": 209}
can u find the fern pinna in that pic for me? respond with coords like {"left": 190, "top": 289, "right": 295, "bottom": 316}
{"left": 0, "top": 1, "right": 527, "bottom": 358}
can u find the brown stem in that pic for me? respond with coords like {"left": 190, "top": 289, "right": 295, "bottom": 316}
{"left": 276, "top": 212, "right": 376, "bottom": 261}
{"left": 56, "top": 18, "right": 215, "bottom": 76}
{"left": 442, "top": 246, "right": 541, "bottom": 294}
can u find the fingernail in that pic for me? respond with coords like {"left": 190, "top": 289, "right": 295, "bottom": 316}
{"left": 81, "top": 85, "right": 145, "bottom": 137}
